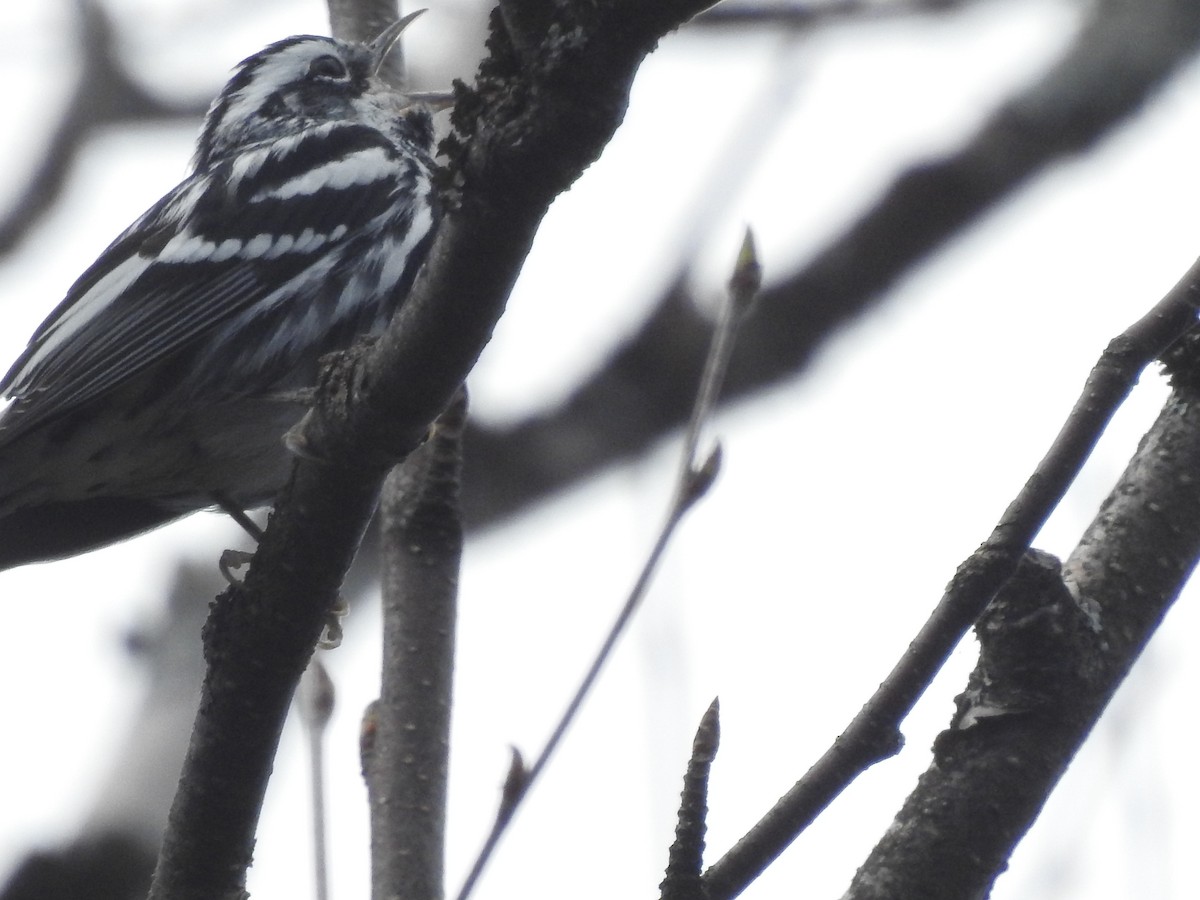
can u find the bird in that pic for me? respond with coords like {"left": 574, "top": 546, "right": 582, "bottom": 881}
{"left": 0, "top": 14, "right": 439, "bottom": 571}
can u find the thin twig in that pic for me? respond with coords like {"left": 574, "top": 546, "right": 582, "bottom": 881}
{"left": 701, "top": 255, "right": 1200, "bottom": 899}
{"left": 298, "top": 660, "right": 336, "bottom": 900}
{"left": 461, "top": 0, "right": 1200, "bottom": 534}
{"left": 660, "top": 698, "right": 721, "bottom": 900}
{"left": 454, "top": 231, "right": 762, "bottom": 900}
{"left": 675, "top": 231, "right": 760, "bottom": 506}
{"left": 693, "top": 0, "right": 980, "bottom": 30}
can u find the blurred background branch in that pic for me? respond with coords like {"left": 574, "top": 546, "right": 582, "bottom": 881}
{"left": 0, "top": 0, "right": 209, "bottom": 255}
{"left": 4, "top": 0, "right": 1200, "bottom": 898}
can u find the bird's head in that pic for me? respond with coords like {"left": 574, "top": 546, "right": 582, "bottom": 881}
{"left": 195, "top": 12, "right": 429, "bottom": 167}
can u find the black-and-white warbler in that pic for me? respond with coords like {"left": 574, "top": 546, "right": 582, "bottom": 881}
{"left": 0, "top": 15, "right": 438, "bottom": 570}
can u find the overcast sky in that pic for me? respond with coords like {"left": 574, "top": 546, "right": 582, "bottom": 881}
{"left": 2, "top": 2, "right": 1199, "bottom": 898}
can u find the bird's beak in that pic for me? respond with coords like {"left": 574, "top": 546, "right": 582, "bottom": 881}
{"left": 369, "top": 9, "right": 427, "bottom": 75}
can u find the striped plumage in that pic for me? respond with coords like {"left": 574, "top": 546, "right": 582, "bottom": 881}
{"left": 0, "top": 19, "right": 437, "bottom": 570}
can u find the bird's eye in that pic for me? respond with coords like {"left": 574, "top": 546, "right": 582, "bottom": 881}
{"left": 308, "top": 54, "right": 348, "bottom": 80}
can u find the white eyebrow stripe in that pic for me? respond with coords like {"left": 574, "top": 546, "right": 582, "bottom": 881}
{"left": 218, "top": 42, "right": 333, "bottom": 140}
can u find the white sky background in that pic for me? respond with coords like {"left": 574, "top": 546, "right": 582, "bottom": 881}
{"left": 1, "top": 1, "right": 1200, "bottom": 898}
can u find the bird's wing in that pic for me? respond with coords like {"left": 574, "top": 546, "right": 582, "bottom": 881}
{"left": 0, "top": 122, "right": 415, "bottom": 436}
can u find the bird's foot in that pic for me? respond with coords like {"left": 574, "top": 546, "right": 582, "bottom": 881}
{"left": 219, "top": 548, "right": 256, "bottom": 586}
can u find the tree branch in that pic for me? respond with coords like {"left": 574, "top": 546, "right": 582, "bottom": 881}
{"left": 146, "top": 1, "right": 721, "bottom": 897}
{"left": 453, "top": 222, "right": 756, "bottom": 900}
{"left": 701, "top": 253, "right": 1200, "bottom": 899}
{"left": 0, "top": 0, "right": 209, "bottom": 257}
{"left": 843, "top": 352, "right": 1200, "bottom": 895}
{"left": 366, "top": 393, "right": 467, "bottom": 900}
{"left": 694, "top": 0, "right": 983, "bottom": 30}
{"left": 462, "top": 0, "right": 1200, "bottom": 531}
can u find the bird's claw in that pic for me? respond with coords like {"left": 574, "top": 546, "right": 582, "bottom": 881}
{"left": 219, "top": 548, "right": 256, "bottom": 586}
{"left": 318, "top": 594, "right": 349, "bottom": 649}
{"left": 283, "top": 412, "right": 331, "bottom": 465}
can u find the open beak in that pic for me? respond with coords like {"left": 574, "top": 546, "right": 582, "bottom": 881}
{"left": 369, "top": 8, "right": 427, "bottom": 75}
